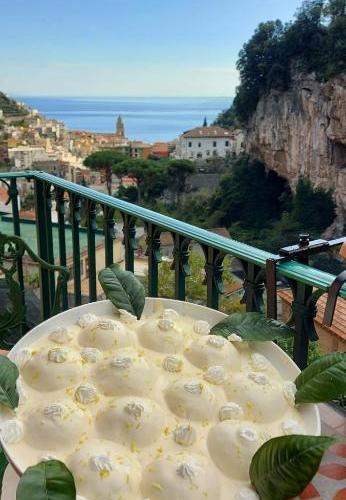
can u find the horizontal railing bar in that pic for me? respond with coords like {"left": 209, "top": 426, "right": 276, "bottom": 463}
{"left": 1, "top": 171, "right": 345, "bottom": 299}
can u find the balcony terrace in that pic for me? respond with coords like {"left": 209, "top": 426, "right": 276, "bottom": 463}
{"left": 0, "top": 170, "right": 345, "bottom": 372}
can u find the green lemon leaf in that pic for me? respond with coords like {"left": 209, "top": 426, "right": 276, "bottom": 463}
{"left": 210, "top": 312, "right": 294, "bottom": 341}
{"left": 295, "top": 352, "right": 346, "bottom": 404}
{"left": 250, "top": 435, "right": 337, "bottom": 500}
{"left": 16, "top": 460, "right": 76, "bottom": 500}
{"left": 0, "top": 445, "right": 8, "bottom": 497}
{"left": 98, "top": 264, "right": 145, "bottom": 319}
{"left": 0, "top": 356, "right": 19, "bottom": 409}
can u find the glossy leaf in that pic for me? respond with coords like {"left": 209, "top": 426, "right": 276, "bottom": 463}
{"left": 16, "top": 460, "right": 76, "bottom": 500}
{"left": 0, "top": 445, "right": 8, "bottom": 497}
{"left": 250, "top": 435, "right": 336, "bottom": 500}
{"left": 210, "top": 312, "right": 294, "bottom": 341}
{"left": 295, "top": 352, "right": 346, "bottom": 404}
{"left": 0, "top": 356, "right": 19, "bottom": 409}
{"left": 98, "top": 264, "right": 145, "bottom": 319}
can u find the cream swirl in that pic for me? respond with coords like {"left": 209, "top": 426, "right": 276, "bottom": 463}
{"left": 111, "top": 356, "right": 132, "bottom": 369}
{"left": 90, "top": 455, "right": 114, "bottom": 473}
{"left": 176, "top": 462, "right": 195, "bottom": 480}
{"left": 80, "top": 347, "right": 101, "bottom": 363}
{"left": 227, "top": 333, "right": 242, "bottom": 342}
{"left": 283, "top": 381, "right": 297, "bottom": 407}
{"left": 48, "top": 347, "right": 68, "bottom": 363}
{"left": 75, "top": 384, "right": 98, "bottom": 404}
{"left": 248, "top": 372, "right": 269, "bottom": 385}
{"left": 98, "top": 319, "right": 117, "bottom": 330}
{"left": 43, "top": 403, "right": 67, "bottom": 419}
{"left": 158, "top": 318, "right": 175, "bottom": 331}
{"left": 250, "top": 353, "right": 269, "bottom": 371}
{"left": 238, "top": 427, "right": 258, "bottom": 443}
{"left": 77, "top": 313, "right": 98, "bottom": 329}
{"left": 219, "top": 402, "right": 244, "bottom": 421}
{"left": 162, "top": 308, "right": 179, "bottom": 321}
{"left": 174, "top": 424, "right": 196, "bottom": 446}
{"left": 204, "top": 365, "right": 226, "bottom": 385}
{"left": 193, "top": 320, "right": 210, "bottom": 335}
{"left": 49, "top": 327, "right": 72, "bottom": 344}
{"left": 124, "top": 401, "right": 145, "bottom": 419}
{"left": 207, "top": 336, "right": 226, "bottom": 348}
{"left": 1, "top": 419, "right": 24, "bottom": 444}
{"left": 13, "top": 348, "right": 32, "bottom": 368}
{"left": 119, "top": 309, "right": 137, "bottom": 323}
{"left": 163, "top": 355, "right": 183, "bottom": 373}
{"left": 184, "top": 381, "right": 203, "bottom": 394}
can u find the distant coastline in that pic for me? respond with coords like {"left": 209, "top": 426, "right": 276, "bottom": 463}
{"left": 15, "top": 96, "right": 232, "bottom": 143}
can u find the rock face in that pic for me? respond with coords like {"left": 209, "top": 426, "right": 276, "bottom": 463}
{"left": 246, "top": 73, "right": 346, "bottom": 231}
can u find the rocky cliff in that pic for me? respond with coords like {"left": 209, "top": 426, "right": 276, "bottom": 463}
{"left": 245, "top": 73, "right": 346, "bottom": 232}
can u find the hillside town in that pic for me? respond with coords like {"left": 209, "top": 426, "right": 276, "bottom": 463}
{"left": 0, "top": 95, "right": 244, "bottom": 198}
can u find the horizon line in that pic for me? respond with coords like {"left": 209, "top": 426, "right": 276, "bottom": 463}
{"left": 13, "top": 94, "right": 233, "bottom": 99}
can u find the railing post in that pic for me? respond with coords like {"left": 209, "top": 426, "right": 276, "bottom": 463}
{"left": 55, "top": 188, "right": 68, "bottom": 310}
{"left": 70, "top": 193, "right": 82, "bottom": 306}
{"left": 34, "top": 178, "right": 52, "bottom": 319}
{"left": 103, "top": 206, "right": 116, "bottom": 267}
{"left": 146, "top": 223, "right": 161, "bottom": 297}
{"left": 240, "top": 261, "right": 265, "bottom": 313}
{"left": 287, "top": 280, "right": 323, "bottom": 369}
{"left": 87, "top": 200, "right": 97, "bottom": 302}
{"left": 122, "top": 214, "right": 137, "bottom": 273}
{"left": 9, "top": 178, "right": 25, "bottom": 305}
{"left": 172, "top": 234, "right": 190, "bottom": 301}
{"left": 204, "top": 246, "right": 224, "bottom": 310}
{"left": 44, "top": 184, "right": 55, "bottom": 309}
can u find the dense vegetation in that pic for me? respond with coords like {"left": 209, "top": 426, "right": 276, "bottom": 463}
{"left": 0, "top": 92, "right": 28, "bottom": 117}
{"left": 216, "top": 0, "right": 346, "bottom": 126}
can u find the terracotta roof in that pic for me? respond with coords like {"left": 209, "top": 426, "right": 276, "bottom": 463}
{"left": 278, "top": 289, "right": 346, "bottom": 341}
{"left": 182, "top": 126, "right": 234, "bottom": 139}
{"left": 19, "top": 210, "right": 36, "bottom": 220}
{"left": 0, "top": 186, "right": 8, "bottom": 204}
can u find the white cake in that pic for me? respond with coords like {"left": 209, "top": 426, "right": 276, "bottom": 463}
{"left": 0, "top": 305, "right": 308, "bottom": 500}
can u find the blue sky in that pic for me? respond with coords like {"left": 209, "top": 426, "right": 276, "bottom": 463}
{"left": 2, "top": 0, "right": 302, "bottom": 96}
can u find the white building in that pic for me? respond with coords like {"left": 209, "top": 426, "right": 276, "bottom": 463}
{"left": 8, "top": 146, "right": 57, "bottom": 169}
{"left": 174, "top": 126, "right": 244, "bottom": 160}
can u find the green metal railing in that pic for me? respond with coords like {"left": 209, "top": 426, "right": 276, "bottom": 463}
{"left": 0, "top": 170, "right": 345, "bottom": 368}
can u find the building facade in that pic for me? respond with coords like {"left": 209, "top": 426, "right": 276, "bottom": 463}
{"left": 174, "top": 126, "right": 244, "bottom": 160}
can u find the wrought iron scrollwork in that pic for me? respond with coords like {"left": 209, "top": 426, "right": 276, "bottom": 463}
{"left": 202, "top": 246, "right": 225, "bottom": 309}
{"left": 171, "top": 234, "right": 190, "bottom": 300}
{"left": 238, "top": 261, "right": 265, "bottom": 313}
{"left": 0, "top": 232, "right": 69, "bottom": 347}
{"left": 122, "top": 214, "right": 137, "bottom": 272}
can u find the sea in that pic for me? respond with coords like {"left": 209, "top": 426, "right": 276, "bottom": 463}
{"left": 16, "top": 96, "right": 232, "bottom": 143}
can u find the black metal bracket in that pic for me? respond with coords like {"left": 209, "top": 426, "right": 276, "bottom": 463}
{"left": 322, "top": 270, "right": 346, "bottom": 327}
{"left": 265, "top": 234, "right": 345, "bottom": 320}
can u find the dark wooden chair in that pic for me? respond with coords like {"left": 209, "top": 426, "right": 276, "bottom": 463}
{"left": 0, "top": 231, "right": 69, "bottom": 348}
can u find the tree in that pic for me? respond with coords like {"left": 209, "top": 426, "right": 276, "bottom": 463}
{"left": 117, "top": 185, "right": 139, "bottom": 203}
{"left": 203, "top": 117, "right": 208, "bottom": 127}
{"left": 112, "top": 158, "right": 168, "bottom": 205}
{"left": 216, "top": 0, "right": 346, "bottom": 125}
{"left": 290, "top": 177, "right": 336, "bottom": 232}
{"left": 84, "top": 150, "right": 127, "bottom": 195}
{"left": 166, "top": 160, "right": 195, "bottom": 205}
{"left": 209, "top": 155, "right": 289, "bottom": 229}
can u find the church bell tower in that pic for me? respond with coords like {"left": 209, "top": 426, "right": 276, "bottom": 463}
{"left": 115, "top": 115, "right": 125, "bottom": 138}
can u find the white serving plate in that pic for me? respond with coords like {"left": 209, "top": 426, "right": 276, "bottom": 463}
{"left": 0, "top": 298, "right": 321, "bottom": 496}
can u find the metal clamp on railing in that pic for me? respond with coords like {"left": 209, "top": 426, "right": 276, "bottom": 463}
{"left": 323, "top": 270, "right": 346, "bottom": 327}
{"left": 265, "top": 234, "right": 340, "bottom": 319}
